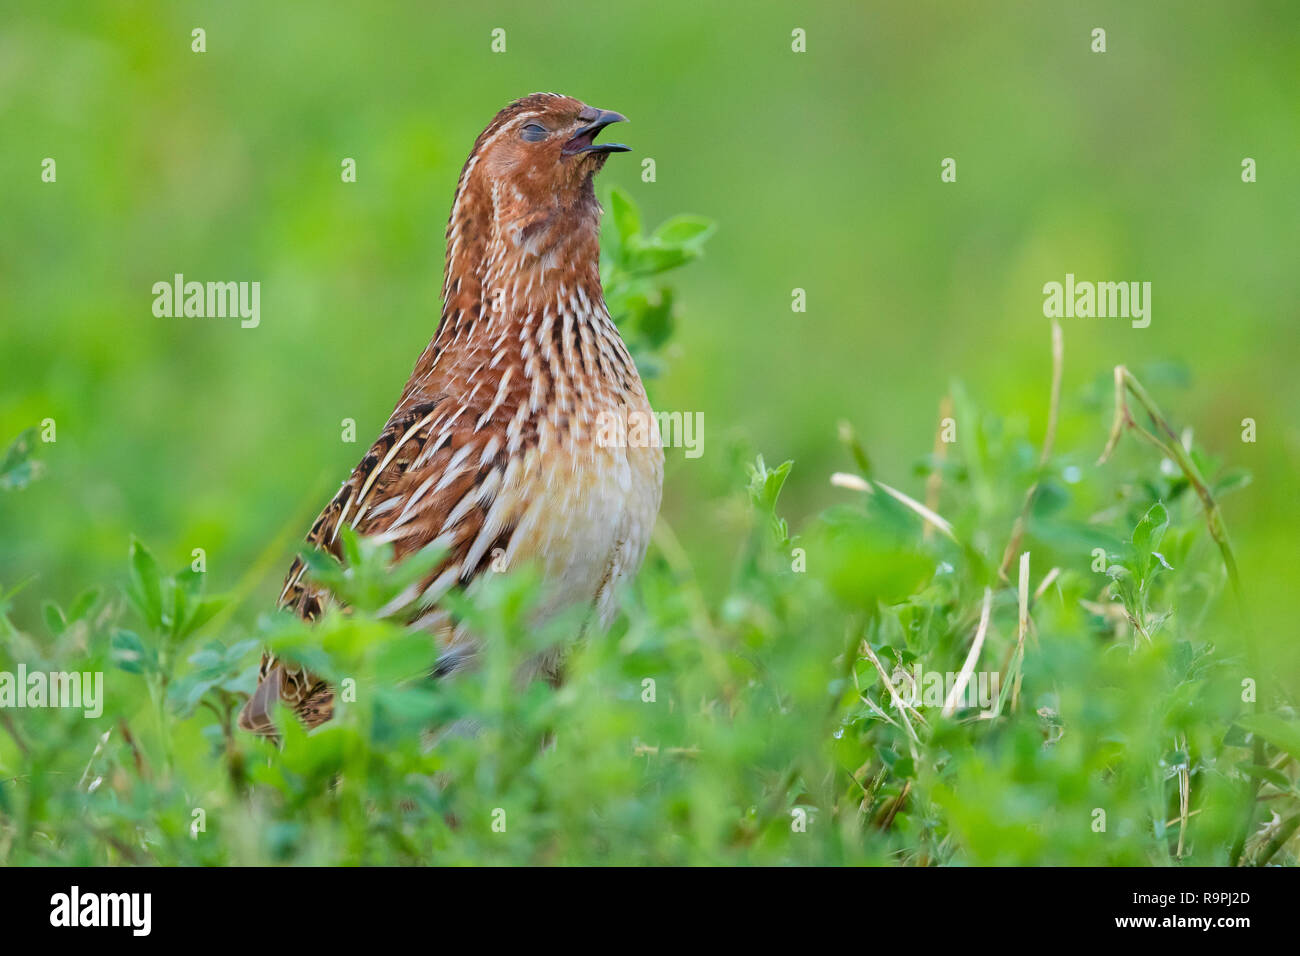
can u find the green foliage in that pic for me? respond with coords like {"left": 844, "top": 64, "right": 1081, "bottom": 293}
{"left": 1, "top": 351, "right": 1293, "bottom": 864}
{"left": 0, "top": 2, "right": 1295, "bottom": 868}
{"left": 0, "top": 428, "right": 42, "bottom": 492}
{"left": 601, "top": 186, "right": 715, "bottom": 378}
{"left": 0, "top": 192, "right": 1293, "bottom": 867}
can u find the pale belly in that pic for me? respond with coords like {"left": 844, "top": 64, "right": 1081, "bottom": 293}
{"left": 506, "top": 423, "right": 664, "bottom": 629}
{"left": 414, "top": 393, "right": 664, "bottom": 682}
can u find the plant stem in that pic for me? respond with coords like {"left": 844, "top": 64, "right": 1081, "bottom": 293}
{"left": 1128, "top": 371, "right": 1240, "bottom": 593}
{"left": 999, "top": 319, "right": 1062, "bottom": 579}
{"left": 1098, "top": 365, "right": 1260, "bottom": 865}
{"left": 1255, "top": 812, "right": 1300, "bottom": 866}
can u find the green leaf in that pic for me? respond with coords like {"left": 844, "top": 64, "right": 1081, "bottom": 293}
{"left": 0, "top": 428, "right": 43, "bottom": 491}
{"left": 338, "top": 525, "right": 363, "bottom": 569}
{"left": 627, "top": 245, "right": 693, "bottom": 276}
{"left": 633, "top": 288, "right": 674, "bottom": 348}
{"left": 175, "top": 566, "right": 204, "bottom": 599}
{"left": 169, "top": 673, "right": 222, "bottom": 714}
{"left": 178, "top": 596, "right": 225, "bottom": 641}
{"left": 374, "top": 632, "right": 439, "bottom": 685}
{"left": 42, "top": 600, "right": 66, "bottom": 636}
{"left": 221, "top": 664, "right": 259, "bottom": 697}
{"left": 168, "top": 580, "right": 189, "bottom": 639}
{"left": 1131, "top": 502, "right": 1170, "bottom": 583}
{"left": 746, "top": 456, "right": 795, "bottom": 549}
{"left": 299, "top": 546, "right": 340, "bottom": 576}
{"left": 748, "top": 455, "right": 793, "bottom": 514}
{"left": 110, "top": 628, "right": 158, "bottom": 675}
{"left": 1235, "top": 762, "right": 1292, "bottom": 791}
{"left": 1213, "top": 468, "right": 1252, "bottom": 497}
{"left": 127, "top": 538, "right": 165, "bottom": 630}
{"left": 1132, "top": 502, "right": 1169, "bottom": 554}
{"left": 609, "top": 187, "right": 641, "bottom": 250}
{"left": 67, "top": 587, "right": 101, "bottom": 623}
{"left": 651, "top": 215, "right": 715, "bottom": 247}
{"left": 1238, "top": 714, "right": 1300, "bottom": 762}
{"left": 837, "top": 421, "right": 873, "bottom": 479}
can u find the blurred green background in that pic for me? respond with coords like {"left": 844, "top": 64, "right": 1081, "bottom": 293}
{"left": 2, "top": 1, "right": 1297, "bottom": 678}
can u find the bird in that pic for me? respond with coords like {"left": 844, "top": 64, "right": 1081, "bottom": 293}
{"left": 238, "top": 93, "right": 663, "bottom": 735}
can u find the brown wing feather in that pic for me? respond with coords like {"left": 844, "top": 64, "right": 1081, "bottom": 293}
{"left": 241, "top": 340, "right": 530, "bottom": 735}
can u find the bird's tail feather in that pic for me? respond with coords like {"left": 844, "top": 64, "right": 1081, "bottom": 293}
{"left": 238, "top": 664, "right": 284, "bottom": 736}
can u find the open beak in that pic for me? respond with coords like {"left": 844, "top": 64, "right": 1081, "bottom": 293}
{"left": 563, "top": 109, "right": 630, "bottom": 156}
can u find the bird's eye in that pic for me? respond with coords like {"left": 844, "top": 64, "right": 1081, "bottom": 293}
{"left": 520, "top": 123, "right": 549, "bottom": 142}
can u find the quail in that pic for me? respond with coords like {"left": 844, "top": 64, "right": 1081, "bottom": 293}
{"left": 239, "top": 94, "right": 662, "bottom": 734}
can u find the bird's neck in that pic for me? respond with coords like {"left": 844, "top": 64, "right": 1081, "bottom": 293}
{"left": 437, "top": 176, "right": 608, "bottom": 347}
{"left": 397, "top": 176, "right": 641, "bottom": 426}
{"left": 398, "top": 174, "right": 639, "bottom": 418}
